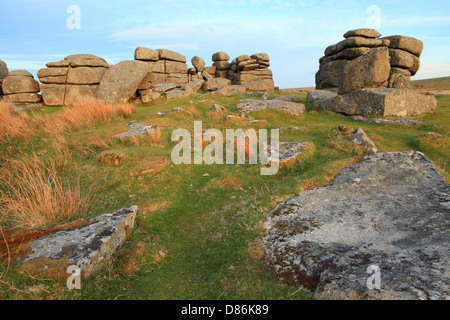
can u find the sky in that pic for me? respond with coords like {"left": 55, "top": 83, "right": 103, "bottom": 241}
{"left": 1, "top": 0, "right": 449, "bottom": 88}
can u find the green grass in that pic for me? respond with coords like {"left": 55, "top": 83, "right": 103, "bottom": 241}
{"left": 0, "top": 92, "right": 449, "bottom": 300}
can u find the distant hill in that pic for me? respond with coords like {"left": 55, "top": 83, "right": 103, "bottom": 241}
{"left": 412, "top": 76, "right": 450, "bottom": 90}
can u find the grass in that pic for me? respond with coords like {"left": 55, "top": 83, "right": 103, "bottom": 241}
{"left": 0, "top": 91, "right": 449, "bottom": 300}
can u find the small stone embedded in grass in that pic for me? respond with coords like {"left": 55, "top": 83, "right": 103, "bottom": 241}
{"left": 97, "top": 151, "right": 125, "bottom": 166}
{"left": 424, "top": 132, "right": 443, "bottom": 140}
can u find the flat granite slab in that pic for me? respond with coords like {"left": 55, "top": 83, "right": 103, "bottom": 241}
{"left": 19, "top": 206, "right": 137, "bottom": 280}
{"left": 264, "top": 151, "right": 449, "bottom": 300}
{"left": 236, "top": 99, "right": 305, "bottom": 116}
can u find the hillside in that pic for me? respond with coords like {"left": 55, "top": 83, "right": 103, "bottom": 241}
{"left": 412, "top": 76, "right": 450, "bottom": 93}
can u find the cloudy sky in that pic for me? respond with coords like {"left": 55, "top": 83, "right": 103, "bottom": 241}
{"left": 1, "top": 0, "right": 449, "bottom": 88}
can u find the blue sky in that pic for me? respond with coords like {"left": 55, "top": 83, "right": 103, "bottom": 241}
{"left": 1, "top": 0, "right": 449, "bottom": 88}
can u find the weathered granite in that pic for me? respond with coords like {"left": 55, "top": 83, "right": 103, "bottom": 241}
{"left": 313, "top": 88, "right": 437, "bottom": 117}
{"left": 264, "top": 151, "right": 449, "bottom": 300}
{"left": 351, "top": 116, "right": 426, "bottom": 126}
{"left": 262, "top": 141, "right": 307, "bottom": 170}
{"left": 19, "top": 206, "right": 137, "bottom": 280}
{"left": 339, "top": 125, "right": 380, "bottom": 153}
{"left": 112, "top": 122, "right": 157, "bottom": 139}
{"left": 236, "top": 99, "right": 305, "bottom": 116}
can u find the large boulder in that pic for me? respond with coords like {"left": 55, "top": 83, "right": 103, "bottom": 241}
{"left": 97, "top": 60, "right": 148, "bottom": 104}
{"left": 135, "top": 47, "right": 160, "bottom": 61}
{"left": 212, "top": 52, "right": 230, "bottom": 62}
{"left": 339, "top": 47, "right": 391, "bottom": 95}
{"left": 388, "top": 49, "right": 420, "bottom": 76}
{"left": 315, "top": 60, "right": 349, "bottom": 90}
{"left": 343, "top": 28, "right": 382, "bottom": 39}
{"left": 1, "top": 74, "right": 40, "bottom": 94}
{"left": 236, "top": 99, "right": 305, "bottom": 116}
{"left": 157, "top": 49, "right": 186, "bottom": 63}
{"left": 382, "top": 35, "right": 423, "bottom": 57}
{"left": 313, "top": 88, "right": 437, "bottom": 117}
{"left": 191, "top": 56, "right": 205, "bottom": 73}
{"left": 64, "top": 54, "right": 109, "bottom": 68}
{"left": 264, "top": 151, "right": 449, "bottom": 300}
{"left": 0, "top": 59, "right": 9, "bottom": 80}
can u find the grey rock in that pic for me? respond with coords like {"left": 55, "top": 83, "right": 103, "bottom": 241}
{"left": 313, "top": 88, "right": 437, "bottom": 117}
{"left": 262, "top": 141, "right": 307, "bottom": 169}
{"left": 211, "top": 104, "right": 225, "bottom": 111}
{"left": 339, "top": 47, "right": 391, "bottom": 94}
{"left": 348, "top": 127, "right": 380, "bottom": 153}
{"left": 351, "top": 116, "right": 425, "bottom": 126}
{"left": 264, "top": 151, "right": 449, "bottom": 300}
{"left": 20, "top": 206, "right": 137, "bottom": 280}
{"left": 112, "top": 122, "right": 157, "bottom": 139}
{"left": 236, "top": 99, "right": 305, "bottom": 116}
{"left": 306, "top": 90, "right": 338, "bottom": 103}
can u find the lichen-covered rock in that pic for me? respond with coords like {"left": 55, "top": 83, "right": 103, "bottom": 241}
{"left": 313, "top": 88, "right": 437, "bottom": 117}
{"left": 19, "top": 206, "right": 137, "bottom": 280}
{"left": 306, "top": 90, "right": 338, "bottom": 103}
{"left": 262, "top": 141, "right": 307, "bottom": 170}
{"left": 236, "top": 99, "right": 305, "bottom": 116}
{"left": 264, "top": 151, "right": 449, "bottom": 300}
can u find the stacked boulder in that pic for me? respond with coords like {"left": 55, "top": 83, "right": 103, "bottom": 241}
{"left": 316, "top": 29, "right": 390, "bottom": 92}
{"left": 382, "top": 35, "right": 423, "bottom": 89}
{"left": 0, "top": 59, "right": 8, "bottom": 96}
{"left": 316, "top": 29, "right": 423, "bottom": 92}
{"left": 134, "top": 48, "right": 190, "bottom": 103}
{"left": 38, "top": 54, "right": 109, "bottom": 106}
{"left": 212, "top": 52, "right": 231, "bottom": 78}
{"left": 231, "top": 53, "right": 274, "bottom": 91}
{"left": 311, "top": 29, "right": 436, "bottom": 117}
{"left": 190, "top": 56, "right": 206, "bottom": 82}
{"left": 1, "top": 70, "right": 42, "bottom": 106}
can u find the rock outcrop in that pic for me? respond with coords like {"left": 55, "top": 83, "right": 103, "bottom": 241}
{"left": 38, "top": 54, "right": 109, "bottom": 106}
{"left": 0, "top": 59, "right": 8, "bottom": 95}
{"left": 313, "top": 88, "right": 437, "bottom": 117}
{"left": 97, "top": 60, "right": 148, "bottom": 104}
{"left": 316, "top": 29, "right": 423, "bottom": 92}
{"left": 231, "top": 53, "right": 275, "bottom": 91}
{"left": 313, "top": 29, "right": 435, "bottom": 117}
{"left": 19, "top": 206, "right": 137, "bottom": 281}
{"left": 236, "top": 99, "right": 305, "bottom": 116}
{"left": 1, "top": 69, "right": 42, "bottom": 106}
{"left": 212, "top": 51, "right": 230, "bottom": 78}
{"left": 134, "top": 47, "right": 190, "bottom": 103}
{"left": 264, "top": 151, "right": 449, "bottom": 300}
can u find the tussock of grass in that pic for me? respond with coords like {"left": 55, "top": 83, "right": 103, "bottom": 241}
{"left": 0, "top": 155, "right": 92, "bottom": 228}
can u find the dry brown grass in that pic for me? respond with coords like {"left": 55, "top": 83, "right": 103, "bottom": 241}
{"left": 0, "top": 155, "right": 93, "bottom": 228}
{"left": 0, "top": 98, "right": 134, "bottom": 143}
